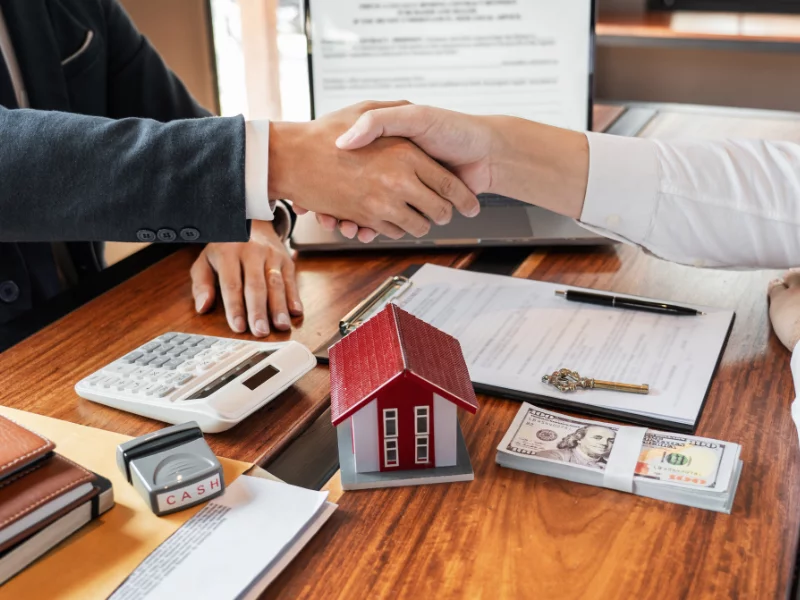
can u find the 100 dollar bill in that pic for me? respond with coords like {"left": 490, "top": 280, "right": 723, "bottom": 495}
{"left": 498, "top": 404, "right": 733, "bottom": 490}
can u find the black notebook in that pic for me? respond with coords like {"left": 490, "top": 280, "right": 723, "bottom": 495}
{"left": 316, "top": 264, "right": 734, "bottom": 433}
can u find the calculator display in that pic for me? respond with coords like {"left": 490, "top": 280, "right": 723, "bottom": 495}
{"left": 185, "top": 351, "right": 275, "bottom": 400}
{"left": 243, "top": 364, "right": 280, "bottom": 391}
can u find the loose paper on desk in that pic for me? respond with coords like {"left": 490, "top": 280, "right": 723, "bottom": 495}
{"left": 109, "top": 476, "right": 336, "bottom": 600}
{"left": 395, "top": 264, "right": 734, "bottom": 427}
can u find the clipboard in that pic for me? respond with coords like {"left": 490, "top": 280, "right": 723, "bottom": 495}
{"left": 314, "top": 265, "right": 734, "bottom": 433}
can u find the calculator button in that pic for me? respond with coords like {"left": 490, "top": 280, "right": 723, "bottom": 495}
{"left": 86, "top": 375, "right": 107, "bottom": 387}
{"left": 150, "top": 356, "right": 170, "bottom": 368}
{"left": 168, "top": 346, "right": 186, "bottom": 357}
{"left": 179, "top": 361, "right": 198, "bottom": 372}
{"left": 182, "top": 348, "right": 202, "bottom": 358}
{"left": 102, "top": 377, "right": 120, "bottom": 389}
{"left": 174, "top": 374, "right": 194, "bottom": 386}
{"left": 160, "top": 333, "right": 177, "bottom": 342}
{"left": 198, "top": 360, "right": 215, "bottom": 371}
{"left": 106, "top": 363, "right": 138, "bottom": 376}
{"left": 154, "top": 386, "right": 174, "bottom": 398}
{"left": 141, "top": 342, "right": 161, "bottom": 352}
{"left": 122, "top": 352, "right": 143, "bottom": 364}
{"left": 199, "top": 339, "right": 218, "bottom": 348}
{"left": 135, "top": 355, "right": 157, "bottom": 366}
{"left": 163, "top": 359, "right": 185, "bottom": 371}
{"left": 172, "top": 334, "right": 190, "bottom": 344}
{"left": 184, "top": 335, "right": 204, "bottom": 346}
{"left": 156, "top": 344, "right": 174, "bottom": 356}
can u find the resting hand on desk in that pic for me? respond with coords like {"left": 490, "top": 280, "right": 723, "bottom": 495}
{"left": 190, "top": 220, "right": 302, "bottom": 337}
{"left": 769, "top": 272, "right": 800, "bottom": 352}
{"left": 269, "top": 102, "right": 480, "bottom": 241}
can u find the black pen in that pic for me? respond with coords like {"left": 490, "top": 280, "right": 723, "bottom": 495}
{"left": 555, "top": 290, "right": 705, "bottom": 316}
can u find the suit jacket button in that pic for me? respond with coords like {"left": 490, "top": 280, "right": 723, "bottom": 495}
{"left": 180, "top": 227, "right": 200, "bottom": 241}
{"left": 157, "top": 228, "right": 177, "bottom": 242}
{"left": 137, "top": 229, "right": 156, "bottom": 242}
{"left": 0, "top": 280, "right": 20, "bottom": 304}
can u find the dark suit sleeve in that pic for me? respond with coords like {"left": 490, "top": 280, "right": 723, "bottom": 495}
{"left": 0, "top": 107, "right": 248, "bottom": 242}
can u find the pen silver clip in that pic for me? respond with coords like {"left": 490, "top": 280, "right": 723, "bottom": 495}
{"left": 339, "top": 276, "right": 412, "bottom": 336}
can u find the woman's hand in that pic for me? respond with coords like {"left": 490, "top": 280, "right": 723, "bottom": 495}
{"left": 768, "top": 270, "right": 800, "bottom": 351}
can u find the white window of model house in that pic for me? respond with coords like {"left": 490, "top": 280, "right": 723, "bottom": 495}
{"left": 416, "top": 436, "right": 429, "bottom": 464}
{"left": 415, "top": 406, "right": 430, "bottom": 464}
{"left": 383, "top": 409, "right": 399, "bottom": 467}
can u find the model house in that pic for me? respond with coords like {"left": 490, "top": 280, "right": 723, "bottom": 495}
{"left": 330, "top": 304, "right": 478, "bottom": 474}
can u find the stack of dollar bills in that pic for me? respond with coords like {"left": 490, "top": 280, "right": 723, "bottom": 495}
{"left": 496, "top": 403, "right": 743, "bottom": 513}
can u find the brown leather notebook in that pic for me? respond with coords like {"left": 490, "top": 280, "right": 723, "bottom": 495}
{"left": 0, "top": 417, "right": 98, "bottom": 554}
{"left": 0, "top": 414, "right": 55, "bottom": 480}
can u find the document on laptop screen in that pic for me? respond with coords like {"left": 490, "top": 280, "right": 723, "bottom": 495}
{"left": 308, "top": 0, "right": 593, "bottom": 130}
{"left": 394, "top": 265, "right": 734, "bottom": 428}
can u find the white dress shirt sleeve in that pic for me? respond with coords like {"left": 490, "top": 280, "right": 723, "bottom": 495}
{"left": 579, "top": 131, "right": 800, "bottom": 269}
{"left": 244, "top": 120, "right": 275, "bottom": 222}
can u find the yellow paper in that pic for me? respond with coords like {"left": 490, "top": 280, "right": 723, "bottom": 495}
{"left": 0, "top": 407, "right": 252, "bottom": 600}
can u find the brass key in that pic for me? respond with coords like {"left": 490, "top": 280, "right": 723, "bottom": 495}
{"left": 542, "top": 368, "right": 649, "bottom": 395}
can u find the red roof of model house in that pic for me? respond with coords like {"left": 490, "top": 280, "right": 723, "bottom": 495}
{"left": 329, "top": 304, "right": 478, "bottom": 426}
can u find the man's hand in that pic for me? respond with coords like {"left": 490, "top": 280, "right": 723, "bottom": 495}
{"left": 769, "top": 271, "right": 800, "bottom": 352}
{"left": 268, "top": 102, "right": 480, "bottom": 240}
{"left": 300, "top": 104, "right": 494, "bottom": 242}
{"left": 191, "top": 220, "right": 302, "bottom": 337}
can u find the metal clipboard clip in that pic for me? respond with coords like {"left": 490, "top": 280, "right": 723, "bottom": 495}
{"left": 339, "top": 275, "right": 413, "bottom": 336}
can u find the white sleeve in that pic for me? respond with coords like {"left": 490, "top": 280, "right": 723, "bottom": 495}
{"left": 579, "top": 131, "right": 800, "bottom": 269}
{"left": 244, "top": 120, "right": 275, "bottom": 222}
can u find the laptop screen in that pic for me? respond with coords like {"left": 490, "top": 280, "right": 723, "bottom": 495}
{"left": 306, "top": 0, "right": 594, "bottom": 132}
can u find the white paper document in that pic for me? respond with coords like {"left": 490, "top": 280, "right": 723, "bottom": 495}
{"left": 308, "top": 0, "right": 592, "bottom": 130}
{"left": 110, "top": 476, "right": 336, "bottom": 600}
{"left": 395, "top": 265, "right": 734, "bottom": 427}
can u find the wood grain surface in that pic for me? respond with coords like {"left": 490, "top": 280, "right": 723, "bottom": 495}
{"left": 265, "top": 244, "right": 797, "bottom": 600}
{"left": 0, "top": 248, "right": 474, "bottom": 466}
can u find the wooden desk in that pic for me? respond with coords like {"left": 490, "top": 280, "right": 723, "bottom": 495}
{"left": 1, "top": 103, "right": 799, "bottom": 598}
{"left": 0, "top": 249, "right": 476, "bottom": 465}
{"left": 262, "top": 107, "right": 800, "bottom": 599}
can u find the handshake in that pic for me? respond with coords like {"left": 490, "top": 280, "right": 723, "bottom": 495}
{"left": 268, "top": 101, "right": 501, "bottom": 243}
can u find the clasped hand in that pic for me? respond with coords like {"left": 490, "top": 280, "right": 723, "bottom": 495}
{"left": 289, "top": 101, "right": 495, "bottom": 242}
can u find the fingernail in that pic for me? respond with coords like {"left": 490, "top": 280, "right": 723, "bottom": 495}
{"left": 291, "top": 300, "right": 304, "bottom": 314}
{"left": 195, "top": 293, "right": 208, "bottom": 313}
{"left": 233, "top": 316, "right": 246, "bottom": 333}
{"left": 255, "top": 319, "right": 270, "bottom": 336}
{"left": 467, "top": 204, "right": 480, "bottom": 218}
{"left": 274, "top": 313, "right": 291, "bottom": 329}
{"left": 335, "top": 129, "right": 355, "bottom": 148}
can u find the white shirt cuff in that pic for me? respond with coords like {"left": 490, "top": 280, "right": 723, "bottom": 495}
{"left": 244, "top": 120, "right": 275, "bottom": 221}
{"left": 578, "top": 132, "right": 661, "bottom": 245}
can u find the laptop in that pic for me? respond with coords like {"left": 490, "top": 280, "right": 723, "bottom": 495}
{"left": 292, "top": 0, "right": 607, "bottom": 251}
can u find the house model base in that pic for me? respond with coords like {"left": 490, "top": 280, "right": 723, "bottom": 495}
{"left": 338, "top": 419, "right": 474, "bottom": 491}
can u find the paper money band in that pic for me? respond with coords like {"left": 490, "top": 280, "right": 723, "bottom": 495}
{"left": 603, "top": 426, "right": 648, "bottom": 493}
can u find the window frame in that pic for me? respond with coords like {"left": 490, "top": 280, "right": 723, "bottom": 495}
{"left": 384, "top": 438, "right": 399, "bottom": 467}
{"left": 383, "top": 408, "right": 398, "bottom": 439}
{"left": 415, "top": 435, "right": 429, "bottom": 464}
{"left": 414, "top": 406, "right": 430, "bottom": 436}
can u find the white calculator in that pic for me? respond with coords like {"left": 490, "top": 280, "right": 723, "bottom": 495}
{"left": 75, "top": 333, "right": 317, "bottom": 433}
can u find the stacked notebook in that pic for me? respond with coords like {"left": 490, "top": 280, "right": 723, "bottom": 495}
{"left": 0, "top": 414, "right": 114, "bottom": 584}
